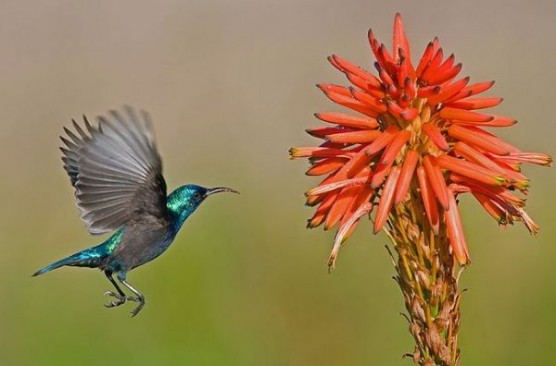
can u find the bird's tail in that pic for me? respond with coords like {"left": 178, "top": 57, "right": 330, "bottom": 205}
{"left": 33, "top": 246, "right": 106, "bottom": 277}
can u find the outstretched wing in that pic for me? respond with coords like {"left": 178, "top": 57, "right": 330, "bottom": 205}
{"left": 60, "top": 107, "right": 168, "bottom": 235}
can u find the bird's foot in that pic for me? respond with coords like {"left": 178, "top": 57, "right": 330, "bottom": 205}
{"left": 126, "top": 295, "right": 145, "bottom": 317}
{"left": 104, "top": 291, "right": 126, "bottom": 308}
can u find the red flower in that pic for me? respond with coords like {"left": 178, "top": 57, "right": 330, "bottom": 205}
{"left": 290, "top": 14, "right": 551, "bottom": 268}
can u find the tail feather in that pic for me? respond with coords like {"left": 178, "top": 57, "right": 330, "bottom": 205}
{"left": 33, "top": 247, "right": 106, "bottom": 277}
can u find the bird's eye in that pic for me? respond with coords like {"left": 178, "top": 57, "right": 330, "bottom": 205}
{"left": 193, "top": 192, "right": 202, "bottom": 200}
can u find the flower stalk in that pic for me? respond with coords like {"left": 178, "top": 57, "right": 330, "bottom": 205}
{"left": 386, "top": 193, "right": 461, "bottom": 365}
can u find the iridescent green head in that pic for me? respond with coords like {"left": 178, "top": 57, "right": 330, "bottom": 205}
{"left": 167, "top": 185, "right": 239, "bottom": 218}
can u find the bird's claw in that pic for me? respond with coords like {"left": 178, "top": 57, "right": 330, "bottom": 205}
{"left": 103, "top": 290, "right": 145, "bottom": 316}
{"left": 104, "top": 291, "right": 126, "bottom": 308}
{"left": 128, "top": 296, "right": 145, "bottom": 317}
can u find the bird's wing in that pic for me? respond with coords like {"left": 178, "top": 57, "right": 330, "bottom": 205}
{"left": 60, "top": 107, "right": 168, "bottom": 235}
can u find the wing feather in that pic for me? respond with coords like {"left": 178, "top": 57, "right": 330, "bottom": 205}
{"left": 61, "top": 107, "right": 168, "bottom": 235}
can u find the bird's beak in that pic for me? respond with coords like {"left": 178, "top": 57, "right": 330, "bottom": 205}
{"left": 205, "top": 187, "right": 240, "bottom": 196}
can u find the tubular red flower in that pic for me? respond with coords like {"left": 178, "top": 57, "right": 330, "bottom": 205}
{"left": 324, "top": 186, "right": 360, "bottom": 230}
{"left": 437, "top": 154, "right": 506, "bottom": 186}
{"left": 417, "top": 165, "right": 440, "bottom": 234}
{"left": 364, "top": 125, "right": 399, "bottom": 156}
{"left": 447, "top": 125, "right": 512, "bottom": 156}
{"left": 374, "top": 166, "right": 401, "bottom": 233}
{"left": 447, "top": 97, "right": 503, "bottom": 110}
{"left": 340, "top": 186, "right": 374, "bottom": 229}
{"left": 497, "top": 152, "right": 553, "bottom": 166}
{"left": 422, "top": 155, "right": 450, "bottom": 210}
{"left": 440, "top": 107, "right": 494, "bottom": 123}
{"left": 328, "top": 202, "right": 373, "bottom": 269}
{"left": 380, "top": 130, "right": 411, "bottom": 166}
{"left": 307, "top": 191, "right": 338, "bottom": 228}
{"left": 394, "top": 150, "right": 419, "bottom": 204}
{"left": 393, "top": 13, "right": 411, "bottom": 62}
{"left": 289, "top": 13, "right": 551, "bottom": 268}
{"left": 422, "top": 123, "right": 449, "bottom": 151}
{"left": 445, "top": 189, "right": 470, "bottom": 265}
{"left": 472, "top": 192, "right": 506, "bottom": 224}
{"left": 306, "top": 176, "right": 369, "bottom": 196}
{"left": 305, "top": 127, "right": 347, "bottom": 138}
{"left": 326, "top": 130, "right": 382, "bottom": 144}
{"left": 426, "top": 77, "right": 470, "bottom": 105}
{"left": 305, "top": 158, "right": 345, "bottom": 176}
{"left": 315, "top": 112, "right": 380, "bottom": 129}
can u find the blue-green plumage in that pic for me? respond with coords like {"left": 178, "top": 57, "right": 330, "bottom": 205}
{"left": 33, "top": 108, "right": 238, "bottom": 316}
{"left": 34, "top": 229, "right": 123, "bottom": 276}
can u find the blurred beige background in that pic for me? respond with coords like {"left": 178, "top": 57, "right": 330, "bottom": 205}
{"left": 0, "top": 0, "right": 555, "bottom": 365}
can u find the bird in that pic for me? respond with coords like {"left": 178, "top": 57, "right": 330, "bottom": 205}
{"left": 33, "top": 107, "right": 238, "bottom": 317}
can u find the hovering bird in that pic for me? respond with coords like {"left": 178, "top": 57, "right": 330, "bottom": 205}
{"left": 33, "top": 107, "right": 238, "bottom": 317}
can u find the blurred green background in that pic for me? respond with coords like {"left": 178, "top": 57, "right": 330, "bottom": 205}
{"left": 1, "top": 1, "right": 555, "bottom": 365}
